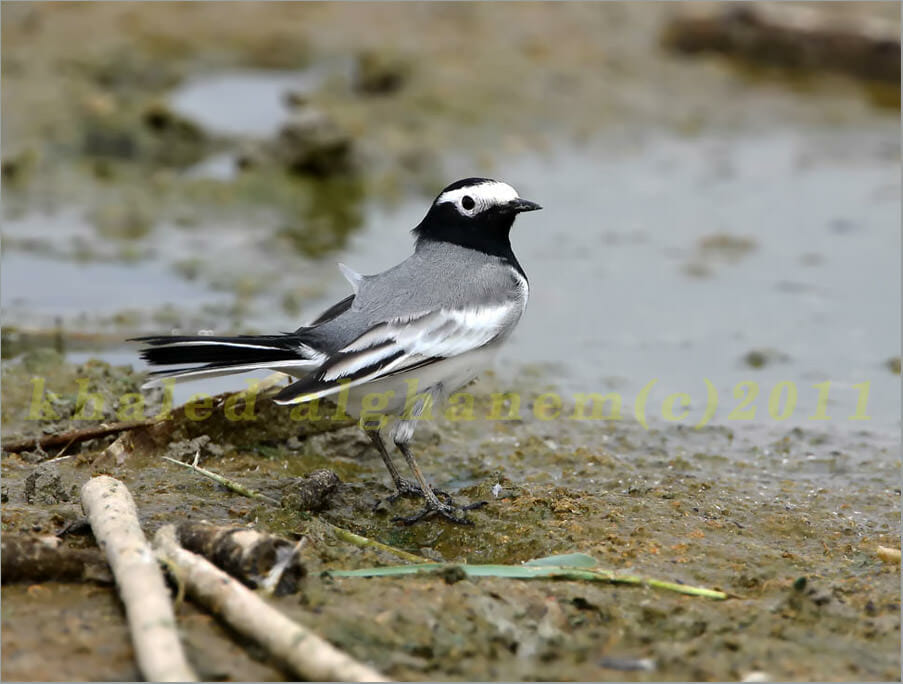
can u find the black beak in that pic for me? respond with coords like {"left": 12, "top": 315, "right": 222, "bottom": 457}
{"left": 507, "top": 198, "right": 543, "bottom": 213}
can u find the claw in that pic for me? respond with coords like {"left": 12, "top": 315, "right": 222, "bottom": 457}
{"left": 376, "top": 479, "right": 453, "bottom": 508}
{"left": 386, "top": 478, "right": 424, "bottom": 503}
{"left": 392, "top": 498, "right": 488, "bottom": 526}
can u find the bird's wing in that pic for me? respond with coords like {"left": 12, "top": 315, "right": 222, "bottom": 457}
{"left": 273, "top": 301, "right": 518, "bottom": 404}
{"left": 307, "top": 294, "right": 355, "bottom": 327}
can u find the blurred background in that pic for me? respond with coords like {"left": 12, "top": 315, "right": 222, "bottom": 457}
{"left": 2, "top": 1, "right": 900, "bottom": 426}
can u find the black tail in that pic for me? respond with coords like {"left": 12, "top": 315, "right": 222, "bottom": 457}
{"left": 132, "top": 334, "right": 323, "bottom": 382}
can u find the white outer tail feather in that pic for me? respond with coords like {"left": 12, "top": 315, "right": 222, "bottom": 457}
{"left": 140, "top": 358, "right": 321, "bottom": 389}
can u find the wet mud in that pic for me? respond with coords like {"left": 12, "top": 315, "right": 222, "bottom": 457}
{"left": 2, "top": 357, "right": 900, "bottom": 681}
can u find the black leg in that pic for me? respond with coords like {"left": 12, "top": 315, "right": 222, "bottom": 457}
{"left": 364, "top": 426, "right": 415, "bottom": 493}
{"left": 384, "top": 389, "right": 487, "bottom": 525}
{"left": 392, "top": 439, "right": 487, "bottom": 526}
{"left": 363, "top": 426, "right": 451, "bottom": 504}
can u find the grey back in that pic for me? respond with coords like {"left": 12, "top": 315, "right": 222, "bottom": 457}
{"left": 305, "top": 241, "right": 527, "bottom": 353}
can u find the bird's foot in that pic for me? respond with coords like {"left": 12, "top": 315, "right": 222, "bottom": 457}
{"left": 393, "top": 498, "right": 488, "bottom": 526}
{"left": 373, "top": 479, "right": 453, "bottom": 511}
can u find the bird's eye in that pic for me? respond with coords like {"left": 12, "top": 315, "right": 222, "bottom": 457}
{"left": 461, "top": 195, "right": 475, "bottom": 210}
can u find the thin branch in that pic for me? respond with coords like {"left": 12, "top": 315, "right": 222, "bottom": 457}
{"left": 877, "top": 546, "right": 901, "bottom": 564}
{"left": 2, "top": 373, "right": 294, "bottom": 457}
{"left": 81, "top": 476, "right": 197, "bottom": 682}
{"left": 162, "top": 453, "right": 281, "bottom": 505}
{"left": 175, "top": 521, "right": 306, "bottom": 596}
{"left": 3, "top": 418, "right": 159, "bottom": 455}
{"left": 154, "top": 525, "right": 388, "bottom": 682}
{"left": 1, "top": 534, "right": 112, "bottom": 584}
{"left": 324, "top": 521, "right": 433, "bottom": 565}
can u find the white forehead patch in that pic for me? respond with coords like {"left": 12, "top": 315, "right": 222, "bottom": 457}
{"left": 438, "top": 181, "right": 519, "bottom": 215}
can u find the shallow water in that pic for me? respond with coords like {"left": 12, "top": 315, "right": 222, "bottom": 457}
{"left": 265, "top": 127, "right": 902, "bottom": 432}
{"left": 168, "top": 65, "right": 347, "bottom": 138}
{"left": 1, "top": 210, "right": 231, "bottom": 324}
{"left": 3, "top": 125, "right": 899, "bottom": 434}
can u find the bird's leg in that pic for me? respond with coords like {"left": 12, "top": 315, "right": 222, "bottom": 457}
{"left": 362, "top": 424, "right": 422, "bottom": 502}
{"left": 388, "top": 392, "right": 486, "bottom": 525}
{"left": 392, "top": 440, "right": 486, "bottom": 525}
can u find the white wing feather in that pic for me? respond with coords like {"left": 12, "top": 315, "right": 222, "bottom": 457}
{"left": 322, "top": 303, "right": 515, "bottom": 382}
{"left": 273, "top": 299, "right": 525, "bottom": 404}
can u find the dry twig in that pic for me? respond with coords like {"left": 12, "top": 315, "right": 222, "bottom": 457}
{"left": 163, "top": 453, "right": 280, "bottom": 505}
{"left": 81, "top": 476, "right": 197, "bottom": 682}
{"left": 1, "top": 534, "right": 112, "bottom": 584}
{"left": 3, "top": 419, "right": 159, "bottom": 455}
{"left": 175, "top": 521, "right": 306, "bottom": 596}
{"left": 154, "top": 525, "right": 389, "bottom": 682}
{"left": 877, "top": 546, "right": 901, "bottom": 564}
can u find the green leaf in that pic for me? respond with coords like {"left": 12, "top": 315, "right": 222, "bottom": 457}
{"left": 523, "top": 552, "right": 598, "bottom": 568}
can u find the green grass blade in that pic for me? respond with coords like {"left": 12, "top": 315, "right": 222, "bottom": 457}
{"left": 523, "top": 552, "right": 598, "bottom": 568}
{"left": 329, "top": 561, "right": 728, "bottom": 600}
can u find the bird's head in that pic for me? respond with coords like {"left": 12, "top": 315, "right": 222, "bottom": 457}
{"left": 412, "top": 178, "right": 541, "bottom": 254}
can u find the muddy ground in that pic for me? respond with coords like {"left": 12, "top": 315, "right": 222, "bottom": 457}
{"left": 2, "top": 353, "right": 900, "bottom": 681}
{"left": 2, "top": 2, "right": 901, "bottom": 682}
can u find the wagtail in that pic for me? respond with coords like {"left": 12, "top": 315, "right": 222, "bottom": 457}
{"left": 136, "top": 178, "right": 541, "bottom": 524}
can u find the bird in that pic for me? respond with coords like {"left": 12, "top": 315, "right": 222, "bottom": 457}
{"left": 134, "top": 177, "right": 541, "bottom": 524}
